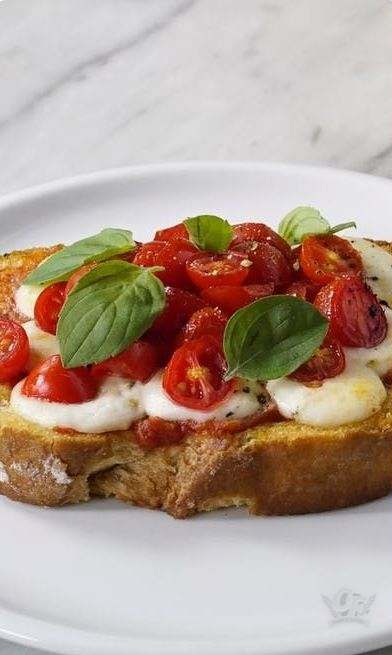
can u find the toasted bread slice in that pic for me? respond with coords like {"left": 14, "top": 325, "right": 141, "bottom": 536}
{"left": 0, "top": 245, "right": 391, "bottom": 518}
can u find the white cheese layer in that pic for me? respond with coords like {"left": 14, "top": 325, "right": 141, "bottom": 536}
{"left": 349, "top": 238, "right": 392, "bottom": 307}
{"left": 10, "top": 377, "right": 144, "bottom": 433}
{"left": 141, "top": 373, "right": 264, "bottom": 422}
{"left": 22, "top": 320, "right": 60, "bottom": 370}
{"left": 15, "top": 284, "right": 43, "bottom": 319}
{"left": 266, "top": 361, "right": 386, "bottom": 427}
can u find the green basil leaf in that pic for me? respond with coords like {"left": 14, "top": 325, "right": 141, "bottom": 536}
{"left": 24, "top": 228, "right": 136, "bottom": 285}
{"left": 278, "top": 206, "right": 356, "bottom": 245}
{"left": 57, "top": 260, "right": 165, "bottom": 368}
{"left": 223, "top": 295, "right": 328, "bottom": 381}
{"left": 184, "top": 215, "right": 234, "bottom": 252}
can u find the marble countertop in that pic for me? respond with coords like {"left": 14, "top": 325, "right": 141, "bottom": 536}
{"left": 0, "top": 1, "right": 391, "bottom": 654}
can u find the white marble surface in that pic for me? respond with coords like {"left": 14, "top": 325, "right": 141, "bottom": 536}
{"left": 0, "top": 1, "right": 391, "bottom": 654}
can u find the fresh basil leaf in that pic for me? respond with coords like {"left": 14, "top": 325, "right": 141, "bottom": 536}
{"left": 223, "top": 295, "right": 328, "bottom": 381}
{"left": 184, "top": 215, "right": 234, "bottom": 252}
{"left": 57, "top": 260, "right": 165, "bottom": 368}
{"left": 24, "top": 228, "right": 136, "bottom": 285}
{"left": 278, "top": 206, "right": 356, "bottom": 245}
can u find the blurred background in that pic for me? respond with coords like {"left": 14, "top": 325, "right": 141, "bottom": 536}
{"left": 0, "top": 1, "right": 391, "bottom": 654}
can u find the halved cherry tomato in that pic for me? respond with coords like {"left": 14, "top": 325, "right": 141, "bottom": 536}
{"left": 177, "top": 307, "right": 227, "bottom": 345}
{"left": 92, "top": 340, "right": 158, "bottom": 382}
{"left": 163, "top": 335, "right": 235, "bottom": 410}
{"left": 186, "top": 252, "right": 250, "bottom": 290}
{"left": 34, "top": 282, "right": 66, "bottom": 335}
{"left": 154, "top": 223, "right": 188, "bottom": 242}
{"left": 233, "top": 222, "right": 293, "bottom": 263}
{"left": 0, "top": 319, "right": 29, "bottom": 382}
{"left": 314, "top": 276, "right": 387, "bottom": 348}
{"left": 290, "top": 338, "right": 345, "bottom": 385}
{"left": 230, "top": 239, "right": 293, "bottom": 287}
{"left": 133, "top": 239, "right": 198, "bottom": 288}
{"left": 201, "top": 283, "right": 274, "bottom": 316}
{"left": 300, "top": 234, "right": 363, "bottom": 285}
{"left": 284, "top": 279, "right": 321, "bottom": 302}
{"left": 65, "top": 263, "right": 97, "bottom": 296}
{"left": 149, "top": 287, "right": 207, "bottom": 336}
{"left": 22, "top": 355, "right": 98, "bottom": 403}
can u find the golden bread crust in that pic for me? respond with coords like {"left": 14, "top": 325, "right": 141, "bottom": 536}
{"left": 0, "top": 243, "right": 391, "bottom": 518}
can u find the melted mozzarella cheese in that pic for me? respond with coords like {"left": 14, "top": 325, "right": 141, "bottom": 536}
{"left": 15, "top": 284, "right": 43, "bottom": 319}
{"left": 23, "top": 320, "right": 60, "bottom": 370}
{"left": 266, "top": 361, "right": 386, "bottom": 427}
{"left": 345, "top": 307, "right": 392, "bottom": 376}
{"left": 141, "top": 373, "right": 264, "bottom": 422}
{"left": 10, "top": 376, "right": 144, "bottom": 433}
{"left": 349, "top": 238, "right": 392, "bottom": 306}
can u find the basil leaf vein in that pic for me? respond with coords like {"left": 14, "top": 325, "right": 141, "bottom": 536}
{"left": 223, "top": 295, "right": 328, "bottom": 381}
{"left": 278, "top": 206, "right": 356, "bottom": 245}
{"left": 184, "top": 215, "right": 234, "bottom": 252}
{"left": 57, "top": 260, "right": 165, "bottom": 367}
{"left": 24, "top": 228, "right": 136, "bottom": 285}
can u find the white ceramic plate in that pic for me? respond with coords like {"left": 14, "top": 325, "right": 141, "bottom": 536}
{"left": 0, "top": 163, "right": 391, "bottom": 655}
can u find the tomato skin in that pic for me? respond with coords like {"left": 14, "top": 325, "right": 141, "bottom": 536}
{"left": 34, "top": 282, "right": 66, "bottom": 335}
{"left": 65, "top": 264, "right": 97, "bottom": 296}
{"left": 149, "top": 287, "right": 207, "bottom": 336}
{"left": 185, "top": 252, "right": 250, "bottom": 290}
{"left": 230, "top": 239, "right": 293, "bottom": 287}
{"left": 314, "top": 276, "right": 387, "bottom": 348}
{"left": 201, "top": 283, "right": 274, "bottom": 316}
{"left": 233, "top": 222, "right": 293, "bottom": 263}
{"left": 290, "top": 338, "right": 346, "bottom": 385}
{"left": 177, "top": 307, "right": 227, "bottom": 345}
{"left": 22, "top": 355, "right": 98, "bottom": 404}
{"left": 284, "top": 279, "right": 321, "bottom": 302}
{"left": 300, "top": 234, "right": 363, "bottom": 285}
{"left": 163, "top": 335, "right": 235, "bottom": 410}
{"left": 133, "top": 239, "right": 198, "bottom": 288}
{"left": 0, "top": 319, "right": 29, "bottom": 382}
{"left": 154, "top": 223, "right": 188, "bottom": 242}
{"left": 92, "top": 340, "right": 159, "bottom": 382}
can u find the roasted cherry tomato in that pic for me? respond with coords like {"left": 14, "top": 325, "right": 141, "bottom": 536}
{"left": 135, "top": 416, "right": 186, "bottom": 449}
{"left": 163, "top": 335, "right": 235, "bottom": 410}
{"left": 299, "top": 234, "right": 363, "bottom": 285}
{"left": 0, "top": 319, "right": 29, "bottom": 382}
{"left": 133, "top": 239, "right": 198, "bottom": 288}
{"left": 290, "top": 338, "right": 346, "bottom": 385}
{"left": 314, "top": 276, "right": 387, "bottom": 348}
{"left": 149, "top": 287, "right": 207, "bottom": 336}
{"left": 284, "top": 279, "right": 321, "bottom": 302}
{"left": 230, "top": 239, "right": 293, "bottom": 287}
{"left": 65, "top": 264, "right": 97, "bottom": 296}
{"left": 201, "top": 283, "right": 274, "bottom": 316}
{"left": 154, "top": 223, "right": 188, "bottom": 242}
{"left": 177, "top": 307, "right": 227, "bottom": 345}
{"left": 92, "top": 340, "right": 158, "bottom": 382}
{"left": 186, "top": 252, "right": 250, "bottom": 290}
{"left": 232, "top": 222, "right": 293, "bottom": 263}
{"left": 22, "top": 355, "right": 98, "bottom": 403}
{"left": 34, "top": 282, "right": 66, "bottom": 335}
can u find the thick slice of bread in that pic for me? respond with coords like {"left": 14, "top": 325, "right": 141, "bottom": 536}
{"left": 0, "top": 245, "right": 391, "bottom": 518}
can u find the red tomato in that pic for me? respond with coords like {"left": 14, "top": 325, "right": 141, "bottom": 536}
{"left": 65, "top": 264, "right": 97, "bottom": 296}
{"left": 230, "top": 239, "right": 293, "bottom": 287}
{"left": 233, "top": 222, "right": 293, "bottom": 263}
{"left": 149, "top": 287, "right": 207, "bottom": 336}
{"left": 135, "top": 416, "right": 186, "bottom": 449}
{"left": 314, "top": 276, "right": 387, "bottom": 348}
{"left": 154, "top": 223, "right": 188, "bottom": 242}
{"left": 92, "top": 340, "right": 158, "bottom": 382}
{"left": 0, "top": 319, "right": 29, "bottom": 382}
{"left": 133, "top": 239, "right": 198, "bottom": 288}
{"left": 163, "top": 335, "right": 235, "bottom": 410}
{"left": 300, "top": 234, "right": 363, "bottom": 285}
{"left": 284, "top": 279, "right": 321, "bottom": 302}
{"left": 290, "top": 338, "right": 346, "bottom": 385}
{"left": 201, "top": 283, "right": 274, "bottom": 316}
{"left": 34, "top": 282, "right": 66, "bottom": 335}
{"left": 186, "top": 252, "right": 250, "bottom": 290}
{"left": 22, "top": 355, "right": 98, "bottom": 403}
{"left": 177, "top": 307, "right": 227, "bottom": 345}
